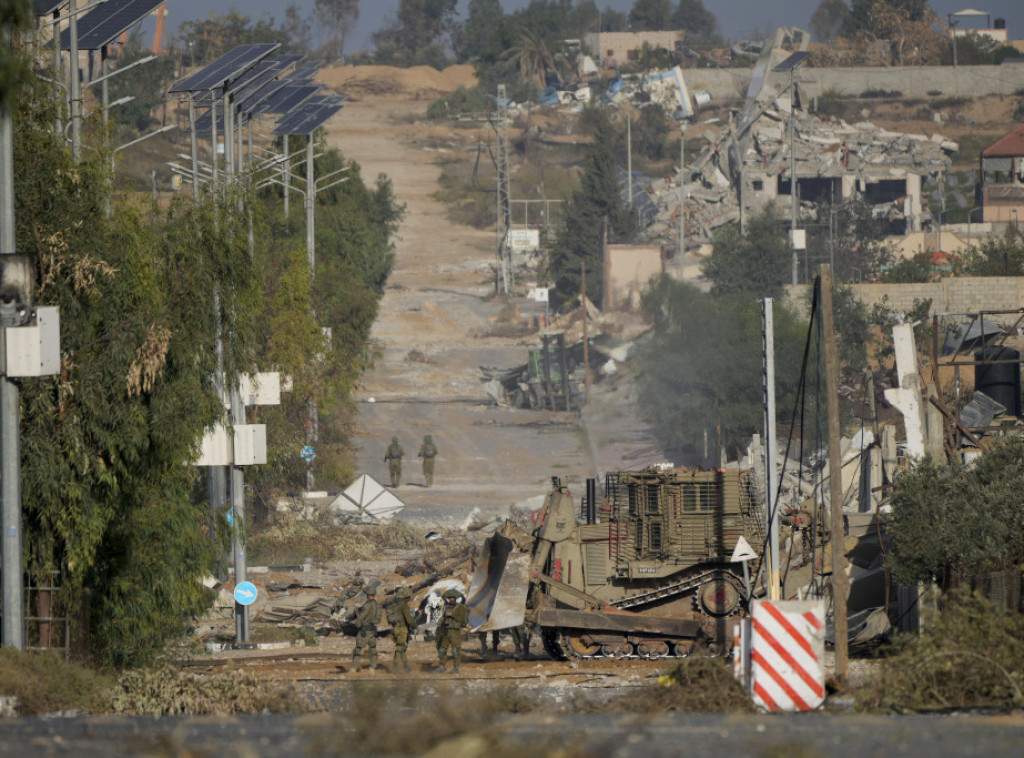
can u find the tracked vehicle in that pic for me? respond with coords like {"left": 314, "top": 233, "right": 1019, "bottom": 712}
{"left": 467, "top": 467, "right": 767, "bottom": 659}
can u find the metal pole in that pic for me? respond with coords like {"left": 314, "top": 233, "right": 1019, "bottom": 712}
{"left": 763, "top": 298, "right": 780, "bottom": 601}
{"left": 306, "top": 136, "right": 314, "bottom": 276}
{"left": 101, "top": 45, "right": 111, "bottom": 217}
{"left": 52, "top": 10, "right": 61, "bottom": 137}
{"left": 821, "top": 265, "right": 849, "bottom": 680}
{"left": 789, "top": 68, "right": 798, "bottom": 286}
{"left": 230, "top": 378, "right": 248, "bottom": 643}
{"left": 283, "top": 134, "right": 290, "bottom": 219}
{"left": 582, "top": 262, "right": 590, "bottom": 404}
{"left": 210, "top": 93, "right": 218, "bottom": 184}
{"left": 69, "top": 0, "right": 81, "bottom": 160}
{"left": 0, "top": 41, "right": 24, "bottom": 646}
{"left": 189, "top": 98, "right": 199, "bottom": 197}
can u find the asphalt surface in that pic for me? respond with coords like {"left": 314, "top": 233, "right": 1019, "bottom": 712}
{"left": 3, "top": 711, "right": 1023, "bottom": 757}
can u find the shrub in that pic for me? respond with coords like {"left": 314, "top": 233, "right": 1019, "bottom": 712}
{"left": 0, "top": 649, "right": 111, "bottom": 716}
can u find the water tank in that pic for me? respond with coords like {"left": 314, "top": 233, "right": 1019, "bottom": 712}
{"left": 994, "top": 18, "right": 1006, "bottom": 30}
{"left": 974, "top": 345, "right": 1021, "bottom": 418}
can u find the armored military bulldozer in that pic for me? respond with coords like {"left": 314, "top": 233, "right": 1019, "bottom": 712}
{"left": 466, "top": 467, "right": 767, "bottom": 659}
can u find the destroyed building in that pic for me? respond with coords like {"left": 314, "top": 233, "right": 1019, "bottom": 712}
{"left": 663, "top": 30, "right": 957, "bottom": 251}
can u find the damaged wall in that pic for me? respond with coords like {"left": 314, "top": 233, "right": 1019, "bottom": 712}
{"left": 784, "top": 276, "right": 1024, "bottom": 316}
{"left": 684, "top": 62, "right": 1024, "bottom": 103}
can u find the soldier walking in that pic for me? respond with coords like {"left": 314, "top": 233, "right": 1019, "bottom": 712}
{"left": 417, "top": 434, "right": 438, "bottom": 487}
{"left": 384, "top": 587, "right": 415, "bottom": 674}
{"left": 350, "top": 582, "right": 382, "bottom": 673}
{"left": 510, "top": 623, "right": 532, "bottom": 661}
{"left": 384, "top": 437, "right": 404, "bottom": 487}
{"left": 435, "top": 589, "right": 468, "bottom": 674}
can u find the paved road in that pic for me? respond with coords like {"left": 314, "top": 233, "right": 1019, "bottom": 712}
{"left": 3, "top": 711, "right": 1022, "bottom": 757}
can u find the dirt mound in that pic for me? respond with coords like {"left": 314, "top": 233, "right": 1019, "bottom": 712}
{"left": 317, "top": 64, "right": 477, "bottom": 97}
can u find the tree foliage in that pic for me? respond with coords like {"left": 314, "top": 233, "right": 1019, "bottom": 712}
{"left": 629, "top": 0, "right": 672, "bottom": 31}
{"left": 805, "top": 196, "right": 896, "bottom": 284}
{"left": 809, "top": 0, "right": 852, "bottom": 43}
{"left": 672, "top": 0, "right": 718, "bottom": 39}
{"left": 954, "top": 229, "right": 1024, "bottom": 276}
{"left": 700, "top": 206, "right": 791, "bottom": 300}
{"left": 314, "top": 0, "right": 360, "bottom": 60}
{"left": 178, "top": 11, "right": 294, "bottom": 66}
{"left": 547, "top": 107, "right": 638, "bottom": 308}
{"left": 633, "top": 278, "right": 807, "bottom": 460}
{"left": 8, "top": 47, "right": 401, "bottom": 665}
{"left": 107, "top": 31, "right": 176, "bottom": 134}
{"left": 886, "top": 439, "right": 1024, "bottom": 587}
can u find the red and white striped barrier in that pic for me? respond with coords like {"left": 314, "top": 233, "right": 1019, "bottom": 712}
{"left": 746, "top": 599, "right": 827, "bottom": 712}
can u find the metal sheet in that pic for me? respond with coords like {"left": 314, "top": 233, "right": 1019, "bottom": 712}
{"left": 466, "top": 534, "right": 530, "bottom": 631}
{"left": 170, "top": 43, "right": 279, "bottom": 94}
{"left": 60, "top": 0, "right": 164, "bottom": 50}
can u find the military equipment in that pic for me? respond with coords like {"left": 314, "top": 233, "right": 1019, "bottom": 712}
{"left": 466, "top": 467, "right": 767, "bottom": 659}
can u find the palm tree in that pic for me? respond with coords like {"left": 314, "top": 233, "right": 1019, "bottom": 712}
{"left": 502, "top": 27, "right": 567, "bottom": 89}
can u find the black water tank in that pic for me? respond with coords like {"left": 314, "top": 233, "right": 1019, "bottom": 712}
{"left": 994, "top": 18, "right": 1006, "bottom": 30}
{"left": 975, "top": 345, "right": 1021, "bottom": 417}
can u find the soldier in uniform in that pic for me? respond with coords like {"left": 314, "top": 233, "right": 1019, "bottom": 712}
{"left": 350, "top": 582, "right": 382, "bottom": 673}
{"left": 384, "top": 587, "right": 415, "bottom": 674}
{"left": 384, "top": 437, "right": 404, "bottom": 487}
{"left": 417, "top": 435, "right": 438, "bottom": 487}
{"left": 435, "top": 589, "right": 469, "bottom": 674}
{"left": 510, "top": 623, "right": 531, "bottom": 661}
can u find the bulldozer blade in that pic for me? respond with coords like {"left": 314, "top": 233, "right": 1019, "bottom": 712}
{"left": 466, "top": 533, "right": 530, "bottom": 632}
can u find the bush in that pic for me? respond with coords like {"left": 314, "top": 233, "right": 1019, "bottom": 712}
{"left": 107, "top": 664, "right": 314, "bottom": 715}
{"left": 426, "top": 85, "right": 489, "bottom": 120}
{"left": 0, "top": 649, "right": 111, "bottom": 716}
{"left": 857, "top": 589, "right": 1024, "bottom": 712}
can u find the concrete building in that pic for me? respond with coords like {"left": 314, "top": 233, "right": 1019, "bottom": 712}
{"left": 980, "top": 124, "right": 1024, "bottom": 227}
{"left": 583, "top": 31, "right": 683, "bottom": 70}
{"left": 604, "top": 244, "right": 664, "bottom": 310}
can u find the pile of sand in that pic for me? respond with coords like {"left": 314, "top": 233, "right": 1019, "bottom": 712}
{"left": 317, "top": 64, "right": 477, "bottom": 97}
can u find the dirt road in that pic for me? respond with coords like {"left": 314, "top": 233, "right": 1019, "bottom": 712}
{"left": 325, "top": 85, "right": 594, "bottom": 527}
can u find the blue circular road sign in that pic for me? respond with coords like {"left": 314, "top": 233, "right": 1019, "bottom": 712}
{"left": 301, "top": 445, "right": 316, "bottom": 463}
{"left": 233, "top": 581, "right": 258, "bottom": 606}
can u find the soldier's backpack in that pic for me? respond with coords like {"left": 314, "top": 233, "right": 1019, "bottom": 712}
{"left": 383, "top": 597, "right": 403, "bottom": 627}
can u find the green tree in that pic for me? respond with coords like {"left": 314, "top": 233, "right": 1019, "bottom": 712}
{"left": 502, "top": 26, "right": 566, "bottom": 89}
{"left": 955, "top": 229, "right": 1024, "bottom": 276}
{"left": 179, "top": 11, "right": 294, "bottom": 65}
{"left": 841, "top": 0, "right": 928, "bottom": 37}
{"left": 671, "top": 0, "right": 718, "bottom": 38}
{"left": 373, "top": 0, "right": 458, "bottom": 61}
{"left": 809, "top": 0, "right": 851, "bottom": 42}
{"left": 456, "top": 0, "right": 504, "bottom": 63}
{"left": 107, "top": 30, "right": 175, "bottom": 134}
{"left": 629, "top": 0, "right": 672, "bottom": 31}
{"left": 282, "top": 2, "right": 312, "bottom": 54}
{"left": 548, "top": 107, "right": 638, "bottom": 308}
{"left": 634, "top": 278, "right": 807, "bottom": 460}
{"left": 0, "top": 0, "right": 31, "bottom": 105}
{"left": 886, "top": 438, "right": 1024, "bottom": 587}
{"left": 314, "top": 0, "right": 359, "bottom": 60}
{"left": 806, "top": 196, "right": 895, "bottom": 284}
{"left": 700, "top": 206, "right": 790, "bottom": 300}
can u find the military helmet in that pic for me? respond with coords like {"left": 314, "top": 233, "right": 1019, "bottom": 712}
{"left": 365, "top": 581, "right": 380, "bottom": 596}
{"left": 424, "top": 434, "right": 432, "bottom": 443}
{"left": 397, "top": 586, "right": 413, "bottom": 599}
{"left": 391, "top": 436, "right": 398, "bottom": 443}
{"left": 442, "top": 588, "right": 462, "bottom": 600}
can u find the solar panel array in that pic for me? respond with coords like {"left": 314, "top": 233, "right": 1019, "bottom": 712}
{"left": 254, "top": 84, "right": 318, "bottom": 116}
{"left": 273, "top": 96, "right": 344, "bottom": 136}
{"left": 773, "top": 50, "right": 812, "bottom": 72}
{"left": 616, "top": 167, "right": 659, "bottom": 228}
{"left": 60, "top": 0, "right": 164, "bottom": 51}
{"left": 34, "top": 0, "right": 64, "bottom": 16}
{"left": 170, "top": 43, "right": 279, "bottom": 93}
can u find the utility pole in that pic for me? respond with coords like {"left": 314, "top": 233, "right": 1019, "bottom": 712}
{"left": 626, "top": 114, "right": 632, "bottom": 207}
{"left": 762, "top": 298, "right": 780, "bottom": 600}
{"left": 820, "top": 265, "right": 849, "bottom": 680}
{"left": 0, "top": 25, "right": 23, "bottom": 650}
{"left": 69, "top": 0, "right": 81, "bottom": 160}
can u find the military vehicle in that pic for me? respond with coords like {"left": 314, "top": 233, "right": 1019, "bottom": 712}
{"left": 466, "top": 467, "right": 767, "bottom": 658}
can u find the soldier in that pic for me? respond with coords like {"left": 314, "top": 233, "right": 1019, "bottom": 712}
{"left": 477, "top": 630, "right": 500, "bottom": 659}
{"left": 510, "top": 623, "right": 532, "bottom": 661}
{"left": 384, "top": 437, "right": 404, "bottom": 487}
{"left": 350, "top": 582, "right": 382, "bottom": 673}
{"left": 417, "top": 435, "right": 438, "bottom": 487}
{"left": 384, "top": 587, "right": 416, "bottom": 674}
{"left": 435, "top": 589, "right": 468, "bottom": 674}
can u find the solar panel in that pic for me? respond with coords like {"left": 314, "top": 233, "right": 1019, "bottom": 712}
{"left": 34, "top": 0, "right": 64, "bottom": 15}
{"left": 170, "top": 43, "right": 280, "bottom": 94}
{"left": 273, "top": 101, "right": 343, "bottom": 136}
{"left": 60, "top": 0, "right": 164, "bottom": 51}
{"left": 773, "top": 51, "right": 812, "bottom": 72}
{"left": 287, "top": 63, "right": 322, "bottom": 81}
{"left": 237, "top": 76, "right": 291, "bottom": 115}
{"left": 190, "top": 109, "right": 254, "bottom": 134}
{"left": 254, "top": 84, "right": 318, "bottom": 116}
{"left": 272, "top": 54, "right": 305, "bottom": 69}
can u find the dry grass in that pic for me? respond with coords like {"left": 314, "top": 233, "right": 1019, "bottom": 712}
{"left": 0, "top": 649, "right": 112, "bottom": 716}
{"left": 248, "top": 517, "right": 429, "bottom": 565}
{"left": 856, "top": 589, "right": 1024, "bottom": 713}
{"left": 107, "top": 664, "right": 316, "bottom": 716}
